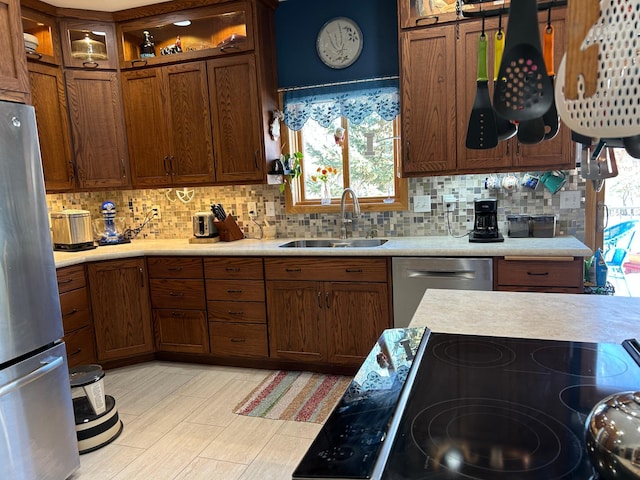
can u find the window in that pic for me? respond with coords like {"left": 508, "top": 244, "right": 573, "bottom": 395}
{"left": 284, "top": 114, "right": 407, "bottom": 213}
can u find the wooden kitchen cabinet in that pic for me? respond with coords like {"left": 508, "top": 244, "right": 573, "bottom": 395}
{"left": 495, "top": 256, "right": 584, "bottom": 293}
{"left": 265, "top": 258, "right": 392, "bottom": 367}
{"left": 205, "top": 257, "right": 268, "bottom": 358}
{"left": 455, "top": 9, "right": 573, "bottom": 174}
{"left": 400, "top": 25, "right": 457, "bottom": 176}
{"left": 64, "top": 70, "right": 130, "bottom": 189}
{"left": 148, "top": 257, "right": 209, "bottom": 354}
{"left": 207, "top": 54, "right": 265, "bottom": 183}
{"left": 22, "top": 7, "right": 61, "bottom": 66}
{"left": 57, "top": 264, "right": 97, "bottom": 368}
{"left": 398, "top": 0, "right": 458, "bottom": 29}
{"left": 116, "top": 1, "right": 254, "bottom": 70}
{"left": 121, "top": 62, "right": 215, "bottom": 188}
{"left": 88, "top": 258, "right": 154, "bottom": 361}
{"left": 0, "top": 0, "right": 30, "bottom": 102}
{"left": 59, "top": 19, "right": 118, "bottom": 70}
{"left": 400, "top": 8, "right": 573, "bottom": 177}
{"left": 28, "top": 62, "right": 75, "bottom": 192}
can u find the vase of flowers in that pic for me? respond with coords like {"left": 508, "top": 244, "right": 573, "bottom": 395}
{"left": 311, "top": 166, "right": 338, "bottom": 205}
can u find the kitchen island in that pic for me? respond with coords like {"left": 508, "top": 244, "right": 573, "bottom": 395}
{"left": 410, "top": 288, "right": 640, "bottom": 343}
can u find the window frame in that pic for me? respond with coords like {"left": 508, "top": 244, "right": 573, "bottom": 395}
{"left": 283, "top": 116, "right": 408, "bottom": 214}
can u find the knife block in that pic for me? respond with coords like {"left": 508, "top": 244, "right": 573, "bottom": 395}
{"left": 214, "top": 215, "right": 244, "bottom": 242}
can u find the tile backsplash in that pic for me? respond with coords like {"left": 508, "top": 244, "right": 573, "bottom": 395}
{"left": 46, "top": 169, "right": 586, "bottom": 242}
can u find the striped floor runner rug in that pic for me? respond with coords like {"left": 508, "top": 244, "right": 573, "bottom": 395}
{"left": 234, "top": 371, "right": 351, "bottom": 424}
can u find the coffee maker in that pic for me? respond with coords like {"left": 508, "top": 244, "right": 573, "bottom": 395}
{"left": 469, "top": 198, "right": 504, "bottom": 243}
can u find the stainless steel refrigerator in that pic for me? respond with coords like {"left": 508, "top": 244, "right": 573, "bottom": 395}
{"left": 0, "top": 101, "right": 80, "bottom": 479}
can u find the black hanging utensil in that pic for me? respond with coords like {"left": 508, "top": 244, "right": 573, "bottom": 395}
{"left": 517, "top": 117, "right": 546, "bottom": 144}
{"left": 493, "top": 24, "right": 517, "bottom": 141}
{"left": 466, "top": 30, "right": 498, "bottom": 150}
{"left": 493, "top": 0, "right": 553, "bottom": 122}
{"left": 542, "top": 14, "right": 560, "bottom": 140}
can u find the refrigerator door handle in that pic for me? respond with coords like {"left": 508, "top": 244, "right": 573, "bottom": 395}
{"left": 0, "top": 355, "right": 63, "bottom": 397}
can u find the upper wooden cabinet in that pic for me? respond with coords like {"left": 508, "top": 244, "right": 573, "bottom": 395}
{"left": 455, "top": 9, "right": 573, "bottom": 174}
{"left": 22, "top": 7, "right": 61, "bottom": 65}
{"left": 59, "top": 19, "right": 119, "bottom": 69}
{"left": 400, "top": 7, "right": 574, "bottom": 177}
{"left": 0, "top": 0, "right": 30, "bottom": 102}
{"left": 400, "top": 25, "right": 457, "bottom": 176}
{"left": 64, "top": 70, "right": 130, "bottom": 189}
{"left": 28, "top": 62, "right": 74, "bottom": 192}
{"left": 117, "top": 1, "right": 254, "bottom": 69}
{"left": 121, "top": 62, "right": 215, "bottom": 187}
{"left": 207, "top": 54, "right": 264, "bottom": 183}
{"left": 398, "top": 0, "right": 458, "bottom": 29}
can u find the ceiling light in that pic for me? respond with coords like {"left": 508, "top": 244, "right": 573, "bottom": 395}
{"left": 173, "top": 20, "right": 191, "bottom": 27}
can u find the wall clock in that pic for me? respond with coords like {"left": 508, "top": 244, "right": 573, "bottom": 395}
{"left": 316, "top": 17, "right": 363, "bottom": 69}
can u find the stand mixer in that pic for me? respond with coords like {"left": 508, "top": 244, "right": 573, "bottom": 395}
{"left": 95, "top": 201, "right": 130, "bottom": 246}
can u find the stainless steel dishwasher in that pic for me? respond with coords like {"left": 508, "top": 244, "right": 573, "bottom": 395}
{"left": 392, "top": 257, "right": 493, "bottom": 328}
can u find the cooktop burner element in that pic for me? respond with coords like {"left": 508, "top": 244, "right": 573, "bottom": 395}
{"left": 381, "top": 334, "right": 640, "bottom": 480}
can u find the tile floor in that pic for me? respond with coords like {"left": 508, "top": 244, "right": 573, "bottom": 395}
{"left": 68, "top": 361, "right": 322, "bottom": 480}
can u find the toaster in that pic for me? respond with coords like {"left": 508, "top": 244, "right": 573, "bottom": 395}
{"left": 192, "top": 212, "right": 217, "bottom": 238}
{"left": 50, "top": 209, "right": 96, "bottom": 251}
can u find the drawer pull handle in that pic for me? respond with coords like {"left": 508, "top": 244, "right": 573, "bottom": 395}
{"left": 286, "top": 268, "right": 302, "bottom": 272}
{"left": 227, "top": 289, "right": 242, "bottom": 294}
{"left": 63, "top": 308, "right": 78, "bottom": 316}
{"left": 225, "top": 267, "right": 241, "bottom": 272}
{"left": 59, "top": 278, "right": 73, "bottom": 284}
{"left": 167, "top": 267, "right": 183, "bottom": 271}
{"left": 171, "top": 312, "right": 185, "bottom": 317}
{"left": 69, "top": 348, "right": 82, "bottom": 356}
{"left": 230, "top": 338, "right": 245, "bottom": 343}
{"left": 169, "top": 292, "right": 184, "bottom": 296}
{"left": 82, "top": 61, "right": 99, "bottom": 68}
{"left": 527, "top": 272, "right": 549, "bottom": 276}
{"left": 228, "top": 311, "right": 244, "bottom": 315}
{"left": 131, "top": 59, "right": 148, "bottom": 67}
{"left": 346, "top": 268, "right": 363, "bottom": 273}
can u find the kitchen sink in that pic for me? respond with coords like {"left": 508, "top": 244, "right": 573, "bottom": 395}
{"left": 279, "top": 239, "right": 388, "bottom": 248}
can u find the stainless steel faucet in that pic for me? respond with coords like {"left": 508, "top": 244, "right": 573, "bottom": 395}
{"left": 340, "top": 188, "right": 361, "bottom": 239}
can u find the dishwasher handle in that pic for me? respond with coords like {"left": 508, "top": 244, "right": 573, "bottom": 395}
{"left": 407, "top": 269, "right": 476, "bottom": 280}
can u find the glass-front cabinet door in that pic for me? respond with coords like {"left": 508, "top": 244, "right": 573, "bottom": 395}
{"left": 22, "top": 8, "right": 61, "bottom": 65}
{"left": 117, "top": 1, "right": 254, "bottom": 69}
{"left": 59, "top": 20, "right": 119, "bottom": 69}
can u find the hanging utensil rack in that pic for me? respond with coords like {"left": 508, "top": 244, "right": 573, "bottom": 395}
{"left": 460, "top": 0, "right": 567, "bottom": 18}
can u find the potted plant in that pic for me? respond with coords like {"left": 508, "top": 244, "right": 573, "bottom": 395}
{"left": 279, "top": 152, "right": 303, "bottom": 193}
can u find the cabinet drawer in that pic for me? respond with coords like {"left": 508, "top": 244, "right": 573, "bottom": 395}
{"left": 205, "top": 279, "right": 265, "bottom": 302}
{"left": 154, "top": 310, "right": 209, "bottom": 354}
{"left": 64, "top": 326, "right": 96, "bottom": 368}
{"left": 57, "top": 265, "right": 86, "bottom": 293}
{"left": 59, "top": 288, "right": 91, "bottom": 333}
{"left": 209, "top": 322, "right": 268, "bottom": 358}
{"left": 204, "top": 257, "right": 264, "bottom": 279}
{"left": 207, "top": 300, "right": 266, "bottom": 324}
{"left": 147, "top": 257, "right": 203, "bottom": 278}
{"left": 496, "top": 258, "right": 583, "bottom": 288}
{"left": 265, "top": 257, "right": 388, "bottom": 282}
{"left": 149, "top": 279, "right": 206, "bottom": 309}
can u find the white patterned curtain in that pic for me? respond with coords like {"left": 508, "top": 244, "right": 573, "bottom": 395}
{"left": 282, "top": 78, "right": 400, "bottom": 131}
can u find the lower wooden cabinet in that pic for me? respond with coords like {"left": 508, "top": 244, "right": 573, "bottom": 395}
{"left": 265, "top": 258, "right": 392, "bottom": 367}
{"left": 205, "top": 257, "right": 268, "bottom": 359}
{"left": 88, "top": 258, "right": 154, "bottom": 361}
{"left": 148, "top": 257, "right": 208, "bottom": 354}
{"left": 495, "top": 257, "right": 583, "bottom": 293}
{"left": 57, "top": 264, "right": 96, "bottom": 368}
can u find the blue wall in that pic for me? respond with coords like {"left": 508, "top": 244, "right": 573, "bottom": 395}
{"left": 275, "top": 0, "right": 399, "bottom": 89}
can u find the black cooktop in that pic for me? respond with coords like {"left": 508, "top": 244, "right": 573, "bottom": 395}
{"left": 381, "top": 333, "right": 640, "bottom": 480}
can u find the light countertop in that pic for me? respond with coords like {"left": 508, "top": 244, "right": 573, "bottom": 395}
{"left": 409, "top": 289, "right": 639, "bottom": 344}
{"left": 54, "top": 235, "right": 592, "bottom": 268}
